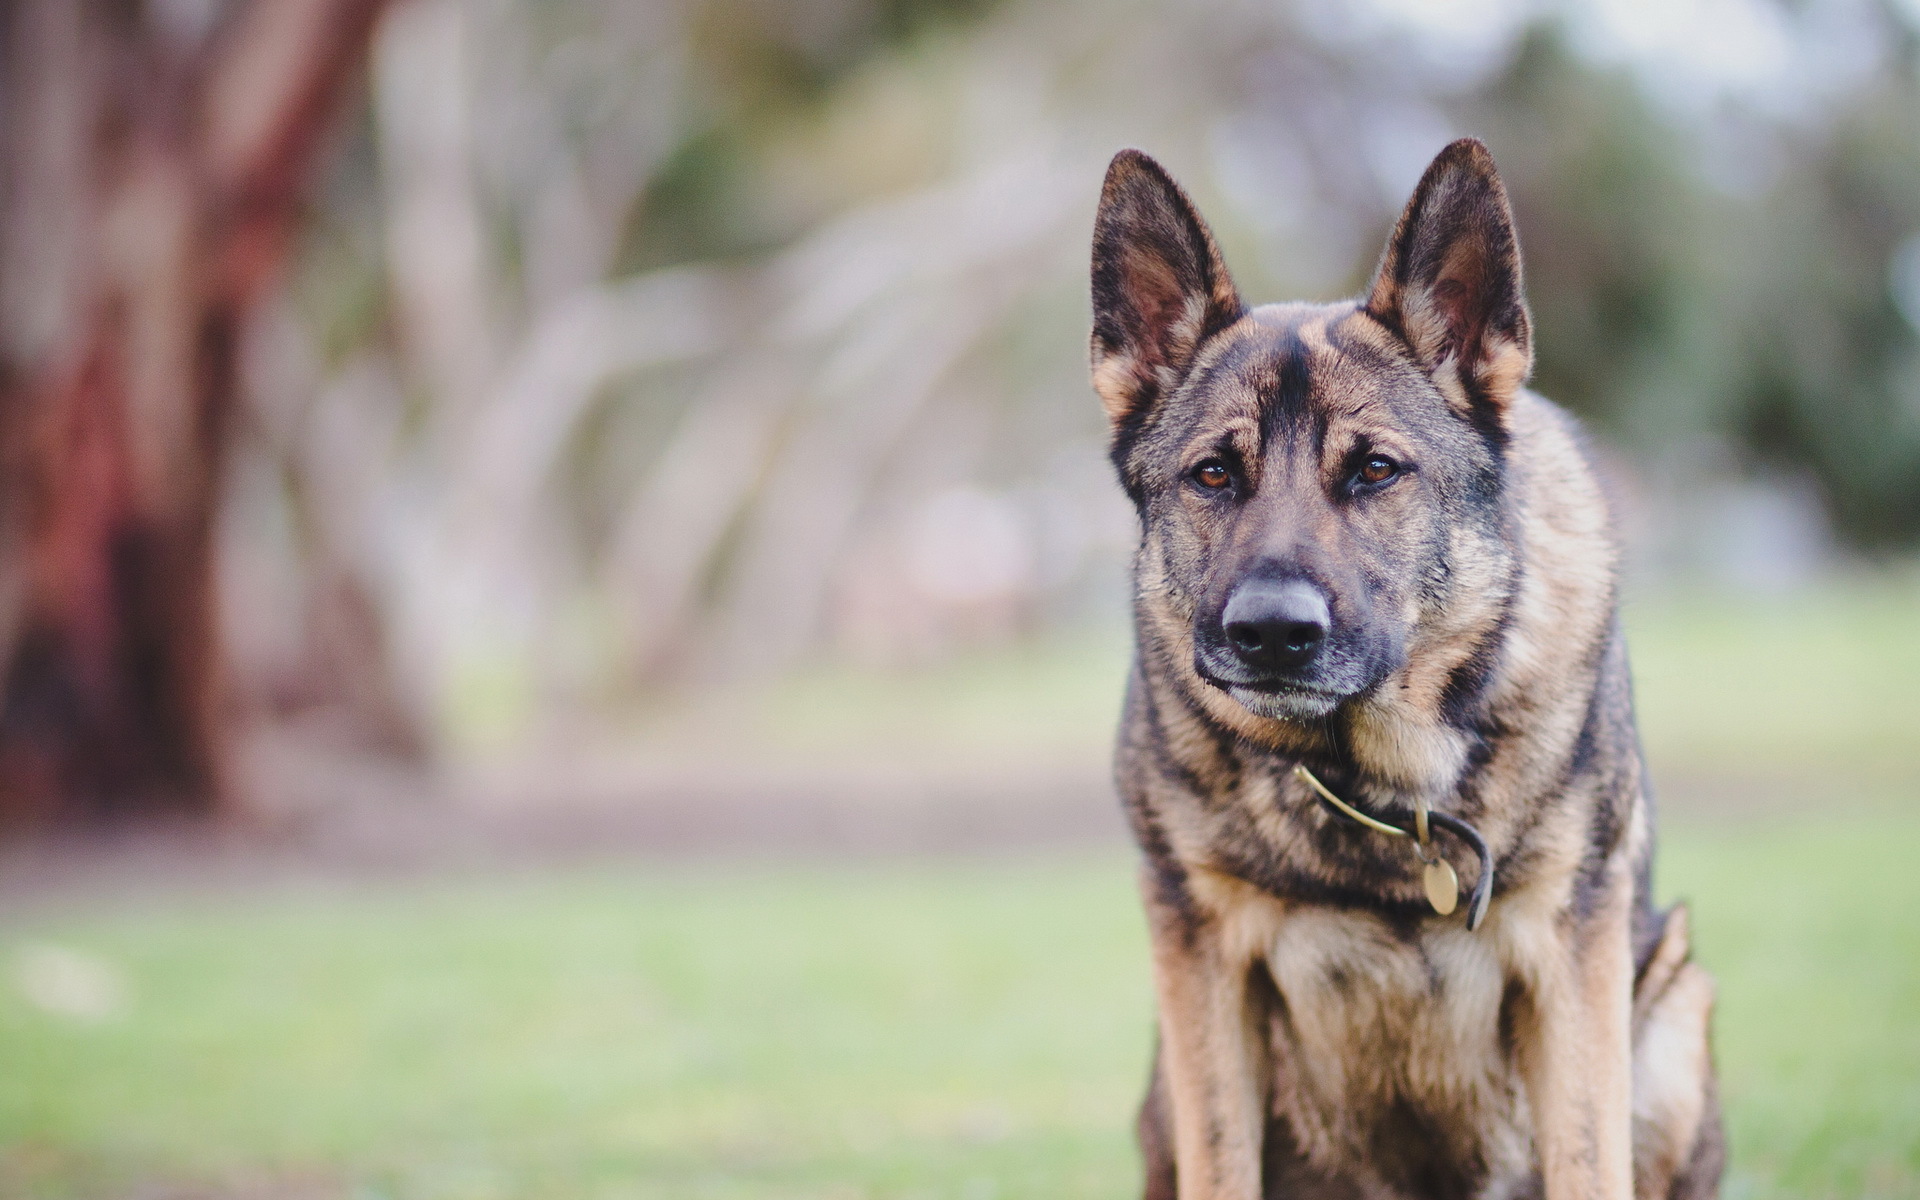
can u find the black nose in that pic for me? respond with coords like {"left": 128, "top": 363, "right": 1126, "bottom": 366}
{"left": 1222, "top": 579, "right": 1331, "bottom": 673}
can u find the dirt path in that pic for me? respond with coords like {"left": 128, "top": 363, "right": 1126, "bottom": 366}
{"left": 1, "top": 719, "right": 1891, "bottom": 916}
{"left": 0, "top": 738, "right": 1128, "bottom": 913}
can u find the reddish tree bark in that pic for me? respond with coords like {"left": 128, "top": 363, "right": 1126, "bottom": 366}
{"left": 0, "top": 0, "right": 387, "bottom": 827}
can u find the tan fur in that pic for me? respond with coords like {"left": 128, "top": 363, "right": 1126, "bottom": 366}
{"left": 1631, "top": 912, "right": 1718, "bottom": 1200}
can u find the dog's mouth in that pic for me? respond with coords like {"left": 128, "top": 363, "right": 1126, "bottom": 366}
{"left": 1193, "top": 661, "right": 1348, "bottom": 719}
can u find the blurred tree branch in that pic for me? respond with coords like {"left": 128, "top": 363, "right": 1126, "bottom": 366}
{"left": 0, "top": 0, "right": 387, "bottom": 828}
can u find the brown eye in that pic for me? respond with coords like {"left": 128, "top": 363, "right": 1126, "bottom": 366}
{"left": 1193, "top": 459, "right": 1232, "bottom": 490}
{"left": 1357, "top": 456, "right": 1397, "bottom": 485}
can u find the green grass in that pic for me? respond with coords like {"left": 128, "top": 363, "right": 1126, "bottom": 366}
{"left": 4, "top": 581, "right": 1916, "bottom": 1197}
{"left": 4, "top": 823, "right": 1919, "bottom": 1199}
{"left": 1624, "top": 576, "right": 1920, "bottom": 784}
{"left": 1, "top": 860, "right": 1152, "bottom": 1200}
{"left": 623, "top": 626, "right": 1131, "bottom": 766}
{"left": 1669, "top": 820, "right": 1920, "bottom": 1200}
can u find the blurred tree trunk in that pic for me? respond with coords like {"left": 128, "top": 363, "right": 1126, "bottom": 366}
{"left": 0, "top": 0, "right": 386, "bottom": 828}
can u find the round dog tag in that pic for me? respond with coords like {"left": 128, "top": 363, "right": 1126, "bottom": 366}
{"left": 1424, "top": 859, "right": 1459, "bottom": 916}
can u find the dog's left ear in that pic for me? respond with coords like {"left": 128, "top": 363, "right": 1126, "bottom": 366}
{"left": 1366, "top": 139, "right": 1532, "bottom": 415}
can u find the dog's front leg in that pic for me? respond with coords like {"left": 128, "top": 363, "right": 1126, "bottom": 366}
{"left": 1518, "top": 863, "right": 1637, "bottom": 1200}
{"left": 1142, "top": 867, "right": 1268, "bottom": 1200}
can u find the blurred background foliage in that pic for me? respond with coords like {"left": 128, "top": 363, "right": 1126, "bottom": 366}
{"left": 3, "top": 0, "right": 1919, "bottom": 812}
{"left": 223, "top": 0, "right": 1920, "bottom": 771}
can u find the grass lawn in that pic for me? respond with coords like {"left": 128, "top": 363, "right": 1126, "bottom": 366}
{"left": 4, "top": 818, "right": 1918, "bottom": 1200}
{"left": 4, "top": 579, "right": 1917, "bottom": 1198}
{"left": 1624, "top": 577, "right": 1920, "bottom": 787}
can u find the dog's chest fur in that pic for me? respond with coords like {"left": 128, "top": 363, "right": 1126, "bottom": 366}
{"left": 1243, "top": 897, "right": 1542, "bottom": 1198}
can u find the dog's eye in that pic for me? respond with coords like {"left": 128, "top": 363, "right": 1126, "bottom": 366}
{"left": 1356, "top": 457, "right": 1397, "bottom": 486}
{"left": 1192, "top": 459, "right": 1232, "bottom": 490}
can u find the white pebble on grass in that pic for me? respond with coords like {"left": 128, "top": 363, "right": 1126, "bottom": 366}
{"left": 11, "top": 942, "right": 129, "bottom": 1023}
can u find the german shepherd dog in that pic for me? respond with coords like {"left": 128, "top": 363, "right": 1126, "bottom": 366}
{"left": 1090, "top": 140, "right": 1723, "bottom": 1200}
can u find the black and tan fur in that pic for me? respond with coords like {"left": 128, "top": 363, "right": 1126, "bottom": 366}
{"left": 1090, "top": 140, "right": 1722, "bottom": 1200}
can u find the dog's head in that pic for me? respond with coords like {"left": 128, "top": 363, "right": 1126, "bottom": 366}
{"left": 1092, "top": 140, "right": 1531, "bottom": 748}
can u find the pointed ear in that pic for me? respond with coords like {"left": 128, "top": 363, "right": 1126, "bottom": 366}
{"left": 1365, "top": 138, "right": 1532, "bottom": 415}
{"left": 1090, "top": 150, "right": 1244, "bottom": 427}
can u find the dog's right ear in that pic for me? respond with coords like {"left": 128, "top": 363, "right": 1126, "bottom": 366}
{"left": 1090, "top": 150, "right": 1243, "bottom": 428}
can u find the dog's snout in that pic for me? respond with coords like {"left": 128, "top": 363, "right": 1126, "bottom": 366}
{"left": 1222, "top": 579, "right": 1330, "bottom": 673}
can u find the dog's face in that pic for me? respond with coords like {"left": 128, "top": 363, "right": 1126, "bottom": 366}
{"left": 1092, "top": 140, "right": 1532, "bottom": 731}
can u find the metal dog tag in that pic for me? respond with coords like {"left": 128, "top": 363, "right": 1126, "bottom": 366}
{"left": 1424, "top": 859, "right": 1459, "bottom": 916}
